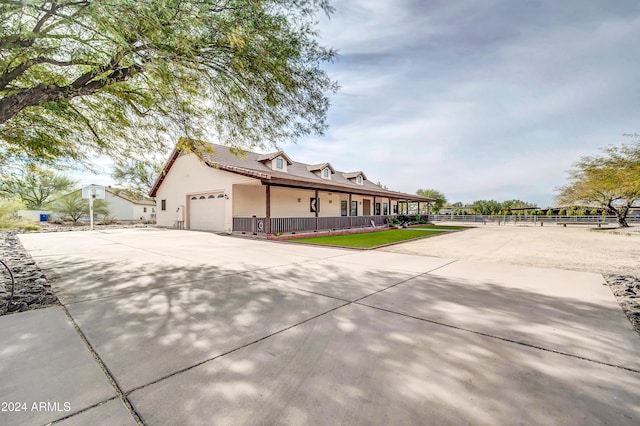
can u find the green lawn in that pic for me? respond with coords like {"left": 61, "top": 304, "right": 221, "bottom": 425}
{"left": 290, "top": 229, "right": 442, "bottom": 248}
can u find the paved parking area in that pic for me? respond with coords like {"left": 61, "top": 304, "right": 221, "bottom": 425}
{"left": 2, "top": 228, "right": 640, "bottom": 425}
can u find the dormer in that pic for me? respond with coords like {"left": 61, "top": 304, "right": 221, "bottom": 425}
{"left": 307, "top": 163, "right": 336, "bottom": 180}
{"left": 342, "top": 171, "right": 367, "bottom": 185}
{"left": 257, "top": 151, "right": 293, "bottom": 172}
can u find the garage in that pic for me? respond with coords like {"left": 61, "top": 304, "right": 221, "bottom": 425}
{"left": 189, "top": 192, "right": 225, "bottom": 231}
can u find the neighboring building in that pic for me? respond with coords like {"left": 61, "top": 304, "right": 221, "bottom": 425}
{"left": 149, "top": 143, "right": 433, "bottom": 234}
{"left": 50, "top": 187, "right": 156, "bottom": 222}
{"left": 104, "top": 188, "right": 156, "bottom": 221}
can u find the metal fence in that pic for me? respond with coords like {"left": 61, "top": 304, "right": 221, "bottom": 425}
{"left": 429, "top": 214, "right": 638, "bottom": 224}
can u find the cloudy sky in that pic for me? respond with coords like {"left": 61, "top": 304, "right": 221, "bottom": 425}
{"left": 82, "top": 0, "right": 640, "bottom": 208}
{"left": 282, "top": 0, "right": 640, "bottom": 207}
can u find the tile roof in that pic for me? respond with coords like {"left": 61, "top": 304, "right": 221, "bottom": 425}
{"left": 150, "top": 142, "right": 433, "bottom": 202}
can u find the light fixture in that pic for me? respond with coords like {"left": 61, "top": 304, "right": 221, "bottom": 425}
{"left": 225, "top": 194, "right": 229, "bottom": 199}
{"left": 297, "top": 198, "right": 301, "bottom": 202}
{"left": 329, "top": 200, "right": 332, "bottom": 204}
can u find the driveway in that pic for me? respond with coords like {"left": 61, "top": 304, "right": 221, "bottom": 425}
{"left": 2, "top": 228, "right": 639, "bottom": 425}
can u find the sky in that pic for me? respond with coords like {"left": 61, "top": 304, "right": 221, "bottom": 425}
{"left": 81, "top": 0, "right": 640, "bottom": 208}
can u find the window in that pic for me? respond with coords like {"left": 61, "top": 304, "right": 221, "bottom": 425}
{"left": 191, "top": 196, "right": 197, "bottom": 200}
{"left": 152, "top": 208, "right": 155, "bottom": 213}
{"left": 276, "top": 158, "right": 284, "bottom": 169}
{"left": 356, "top": 175, "right": 362, "bottom": 184}
{"left": 393, "top": 204, "right": 398, "bottom": 214}
{"left": 199, "top": 195, "right": 206, "bottom": 199}
{"left": 143, "top": 207, "right": 147, "bottom": 213}
{"left": 341, "top": 200, "right": 348, "bottom": 216}
{"left": 208, "top": 194, "right": 215, "bottom": 199}
{"left": 383, "top": 203, "right": 389, "bottom": 215}
{"left": 217, "top": 194, "right": 225, "bottom": 198}
{"left": 351, "top": 201, "right": 358, "bottom": 216}
{"left": 323, "top": 168, "right": 329, "bottom": 178}
{"left": 375, "top": 203, "right": 381, "bottom": 216}
{"left": 161, "top": 200, "right": 167, "bottom": 211}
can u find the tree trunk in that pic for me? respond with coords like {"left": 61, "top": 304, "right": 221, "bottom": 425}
{"left": 609, "top": 202, "right": 629, "bottom": 228}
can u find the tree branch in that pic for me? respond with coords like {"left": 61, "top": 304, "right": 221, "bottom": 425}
{"left": 0, "top": 63, "right": 143, "bottom": 124}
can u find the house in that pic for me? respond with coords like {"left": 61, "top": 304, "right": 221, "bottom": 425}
{"left": 103, "top": 188, "right": 156, "bottom": 221}
{"left": 149, "top": 143, "right": 433, "bottom": 234}
{"left": 50, "top": 187, "right": 156, "bottom": 222}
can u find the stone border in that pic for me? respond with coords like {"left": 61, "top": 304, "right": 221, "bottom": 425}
{"left": 1, "top": 231, "right": 60, "bottom": 315}
{"left": 604, "top": 274, "right": 640, "bottom": 335}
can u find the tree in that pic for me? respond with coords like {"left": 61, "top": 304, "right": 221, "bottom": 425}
{"left": 53, "top": 190, "right": 108, "bottom": 223}
{"left": 112, "top": 158, "right": 163, "bottom": 199}
{"left": 470, "top": 199, "right": 502, "bottom": 215}
{"left": 501, "top": 199, "right": 537, "bottom": 211}
{"left": 557, "top": 141, "right": 640, "bottom": 227}
{"left": 0, "top": 169, "right": 75, "bottom": 209}
{"left": 416, "top": 189, "right": 447, "bottom": 213}
{"left": 0, "top": 1, "right": 338, "bottom": 169}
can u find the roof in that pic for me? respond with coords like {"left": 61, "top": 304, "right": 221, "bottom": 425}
{"left": 256, "top": 151, "right": 293, "bottom": 165}
{"left": 106, "top": 188, "right": 155, "bottom": 205}
{"left": 307, "top": 163, "right": 336, "bottom": 174}
{"left": 150, "top": 143, "right": 434, "bottom": 202}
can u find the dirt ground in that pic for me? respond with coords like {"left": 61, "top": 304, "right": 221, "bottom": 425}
{"left": 382, "top": 223, "right": 640, "bottom": 277}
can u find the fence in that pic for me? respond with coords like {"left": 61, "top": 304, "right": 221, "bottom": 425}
{"left": 429, "top": 214, "right": 638, "bottom": 224}
{"left": 233, "top": 215, "right": 389, "bottom": 234}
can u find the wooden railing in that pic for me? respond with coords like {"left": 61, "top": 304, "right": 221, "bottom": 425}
{"left": 233, "top": 215, "right": 389, "bottom": 234}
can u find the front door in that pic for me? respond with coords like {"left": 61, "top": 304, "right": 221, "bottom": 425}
{"left": 363, "top": 199, "right": 371, "bottom": 216}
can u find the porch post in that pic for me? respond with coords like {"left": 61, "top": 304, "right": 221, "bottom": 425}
{"left": 373, "top": 196, "right": 376, "bottom": 216}
{"left": 265, "top": 184, "right": 271, "bottom": 234}
{"left": 348, "top": 193, "right": 353, "bottom": 227}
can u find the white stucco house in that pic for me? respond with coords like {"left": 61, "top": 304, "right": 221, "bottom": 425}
{"left": 104, "top": 188, "right": 156, "bottom": 221}
{"left": 149, "top": 143, "right": 433, "bottom": 234}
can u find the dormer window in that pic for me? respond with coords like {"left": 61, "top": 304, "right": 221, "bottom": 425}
{"left": 323, "top": 168, "right": 329, "bottom": 178}
{"left": 356, "top": 175, "right": 363, "bottom": 184}
{"left": 276, "top": 158, "right": 284, "bottom": 169}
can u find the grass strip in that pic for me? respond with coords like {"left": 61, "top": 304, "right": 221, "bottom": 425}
{"left": 290, "top": 229, "right": 442, "bottom": 248}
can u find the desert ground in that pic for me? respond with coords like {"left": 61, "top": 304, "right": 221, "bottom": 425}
{"left": 383, "top": 223, "right": 640, "bottom": 277}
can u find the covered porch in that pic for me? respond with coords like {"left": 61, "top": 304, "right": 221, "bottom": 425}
{"left": 232, "top": 182, "right": 432, "bottom": 235}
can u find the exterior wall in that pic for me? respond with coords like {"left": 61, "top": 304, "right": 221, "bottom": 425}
{"left": 155, "top": 153, "right": 258, "bottom": 232}
{"left": 270, "top": 187, "right": 316, "bottom": 217}
{"left": 17, "top": 210, "right": 51, "bottom": 222}
{"left": 105, "top": 192, "right": 137, "bottom": 220}
{"left": 233, "top": 184, "right": 266, "bottom": 217}
{"left": 132, "top": 204, "right": 155, "bottom": 221}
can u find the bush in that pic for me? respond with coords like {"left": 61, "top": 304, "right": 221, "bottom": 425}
{"left": 21, "top": 224, "right": 41, "bottom": 232}
{"left": 0, "top": 197, "right": 26, "bottom": 229}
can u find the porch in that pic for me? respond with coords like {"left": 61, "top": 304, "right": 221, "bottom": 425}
{"left": 232, "top": 214, "right": 432, "bottom": 235}
{"left": 233, "top": 215, "right": 390, "bottom": 235}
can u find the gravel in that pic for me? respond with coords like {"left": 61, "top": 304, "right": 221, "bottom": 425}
{"left": 1, "top": 230, "right": 59, "bottom": 315}
{"left": 605, "top": 274, "right": 640, "bottom": 335}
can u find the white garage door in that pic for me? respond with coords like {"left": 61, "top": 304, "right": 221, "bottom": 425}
{"left": 189, "top": 193, "right": 225, "bottom": 231}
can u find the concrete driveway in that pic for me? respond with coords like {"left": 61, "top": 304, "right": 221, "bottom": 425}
{"left": 2, "top": 228, "right": 639, "bottom": 425}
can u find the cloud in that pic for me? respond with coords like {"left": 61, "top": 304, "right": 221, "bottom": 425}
{"left": 290, "top": 0, "right": 640, "bottom": 206}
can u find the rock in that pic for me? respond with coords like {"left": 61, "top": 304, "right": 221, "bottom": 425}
{"left": 0, "top": 231, "right": 60, "bottom": 316}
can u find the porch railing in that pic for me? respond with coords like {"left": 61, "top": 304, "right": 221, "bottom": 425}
{"left": 233, "top": 215, "right": 389, "bottom": 234}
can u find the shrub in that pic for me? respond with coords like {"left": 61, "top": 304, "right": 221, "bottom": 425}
{"left": 21, "top": 224, "right": 41, "bottom": 232}
{"left": 0, "top": 197, "right": 25, "bottom": 229}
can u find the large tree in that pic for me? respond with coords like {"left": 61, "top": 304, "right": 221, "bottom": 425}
{"left": 557, "top": 141, "right": 640, "bottom": 227}
{"left": 0, "top": 168, "right": 75, "bottom": 209}
{"left": 112, "top": 157, "right": 163, "bottom": 200}
{"left": 416, "top": 188, "right": 447, "bottom": 213}
{"left": 0, "top": 0, "right": 337, "bottom": 168}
